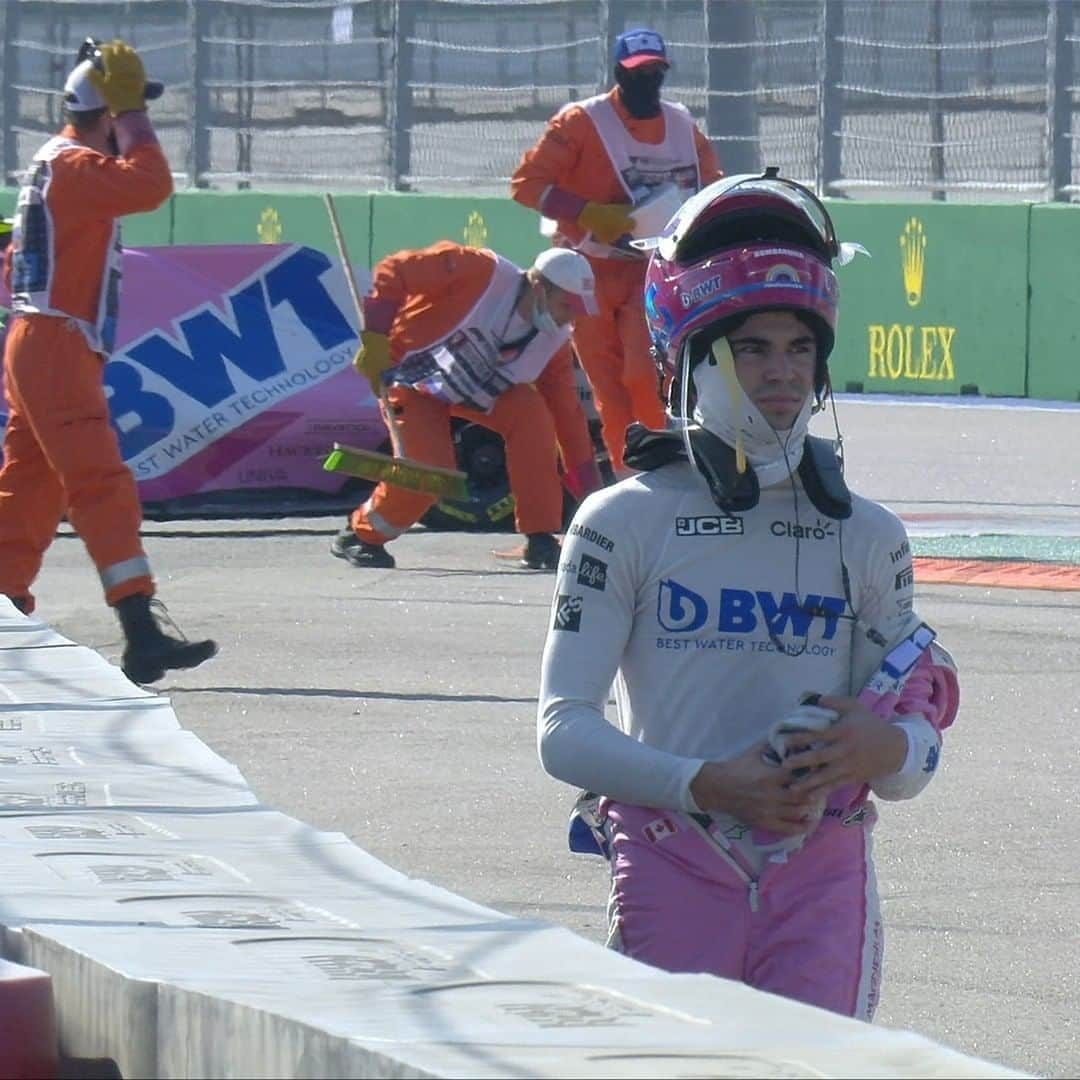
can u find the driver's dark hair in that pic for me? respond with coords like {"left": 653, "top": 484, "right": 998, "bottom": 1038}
{"left": 686, "top": 309, "right": 822, "bottom": 367}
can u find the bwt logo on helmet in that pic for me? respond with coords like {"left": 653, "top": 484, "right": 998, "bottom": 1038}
{"left": 656, "top": 578, "right": 845, "bottom": 638}
{"left": 679, "top": 274, "right": 724, "bottom": 309}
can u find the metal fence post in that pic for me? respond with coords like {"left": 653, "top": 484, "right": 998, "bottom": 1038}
{"left": 929, "top": 0, "right": 946, "bottom": 200}
{"left": 1049, "top": 0, "right": 1075, "bottom": 201}
{"left": 390, "top": 0, "right": 415, "bottom": 191}
{"left": 188, "top": 0, "right": 210, "bottom": 188}
{"left": 706, "top": 0, "right": 759, "bottom": 176}
{"left": 599, "top": 0, "right": 622, "bottom": 94}
{"left": 818, "top": 0, "right": 843, "bottom": 196}
{"left": 235, "top": 5, "right": 255, "bottom": 188}
{"left": 0, "top": 0, "right": 17, "bottom": 185}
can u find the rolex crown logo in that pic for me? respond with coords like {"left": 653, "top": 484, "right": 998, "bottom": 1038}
{"left": 257, "top": 206, "right": 283, "bottom": 244}
{"left": 899, "top": 217, "right": 926, "bottom": 308}
{"left": 464, "top": 210, "right": 488, "bottom": 249}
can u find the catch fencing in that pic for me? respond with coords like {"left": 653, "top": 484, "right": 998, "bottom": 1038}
{"left": 1, "top": 0, "right": 1078, "bottom": 200}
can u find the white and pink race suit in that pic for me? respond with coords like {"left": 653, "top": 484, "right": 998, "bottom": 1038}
{"left": 537, "top": 452, "right": 959, "bottom": 1020}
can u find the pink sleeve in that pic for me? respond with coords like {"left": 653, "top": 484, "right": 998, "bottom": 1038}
{"left": 857, "top": 648, "right": 959, "bottom": 733}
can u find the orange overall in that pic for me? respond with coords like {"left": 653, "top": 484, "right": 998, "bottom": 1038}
{"left": 511, "top": 89, "right": 721, "bottom": 470}
{"left": 0, "top": 128, "right": 173, "bottom": 613}
{"left": 351, "top": 242, "right": 594, "bottom": 545}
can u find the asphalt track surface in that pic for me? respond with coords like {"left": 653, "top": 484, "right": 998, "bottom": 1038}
{"left": 26, "top": 398, "right": 1080, "bottom": 1079}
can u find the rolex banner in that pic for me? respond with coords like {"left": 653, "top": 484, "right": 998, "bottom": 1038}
{"left": 825, "top": 202, "right": 1029, "bottom": 398}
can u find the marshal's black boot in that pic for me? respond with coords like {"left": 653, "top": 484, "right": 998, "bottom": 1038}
{"left": 520, "top": 532, "right": 561, "bottom": 571}
{"left": 330, "top": 528, "right": 396, "bottom": 569}
{"left": 115, "top": 594, "right": 218, "bottom": 684}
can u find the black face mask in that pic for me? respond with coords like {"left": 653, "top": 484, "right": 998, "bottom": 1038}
{"left": 615, "top": 65, "right": 666, "bottom": 119}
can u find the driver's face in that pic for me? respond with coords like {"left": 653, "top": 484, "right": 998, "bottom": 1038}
{"left": 729, "top": 311, "right": 818, "bottom": 429}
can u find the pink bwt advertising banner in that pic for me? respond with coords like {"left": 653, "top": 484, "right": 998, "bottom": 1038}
{"left": 0, "top": 244, "right": 385, "bottom": 502}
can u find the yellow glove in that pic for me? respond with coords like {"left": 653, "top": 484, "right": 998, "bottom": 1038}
{"left": 87, "top": 40, "right": 147, "bottom": 115}
{"left": 577, "top": 201, "right": 634, "bottom": 245}
{"left": 352, "top": 330, "right": 393, "bottom": 395}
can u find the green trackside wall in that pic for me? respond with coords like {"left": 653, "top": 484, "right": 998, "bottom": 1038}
{"left": 368, "top": 193, "right": 544, "bottom": 267}
{"left": 1027, "top": 204, "right": 1080, "bottom": 401}
{"left": 171, "top": 191, "right": 533, "bottom": 267}
{"left": 170, "top": 191, "right": 373, "bottom": 266}
{"left": 3, "top": 186, "right": 1078, "bottom": 401}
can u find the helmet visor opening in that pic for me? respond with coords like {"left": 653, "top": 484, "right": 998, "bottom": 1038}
{"left": 678, "top": 210, "right": 832, "bottom": 265}
{"left": 675, "top": 176, "right": 839, "bottom": 266}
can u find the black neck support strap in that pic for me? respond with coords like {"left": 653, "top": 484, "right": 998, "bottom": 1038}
{"left": 623, "top": 422, "right": 852, "bottom": 520}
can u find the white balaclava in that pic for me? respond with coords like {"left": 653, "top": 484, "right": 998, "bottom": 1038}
{"left": 686, "top": 336, "right": 813, "bottom": 489}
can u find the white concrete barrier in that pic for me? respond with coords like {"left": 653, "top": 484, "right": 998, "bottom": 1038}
{"left": 0, "top": 698, "right": 181, "bottom": 738}
{"left": 24, "top": 921, "right": 1023, "bottom": 1080}
{"left": 0, "top": 642, "right": 154, "bottom": 704}
{"left": 0, "top": 596, "right": 1027, "bottom": 1079}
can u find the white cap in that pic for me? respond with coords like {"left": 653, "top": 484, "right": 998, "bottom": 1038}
{"left": 533, "top": 247, "right": 599, "bottom": 317}
{"left": 63, "top": 59, "right": 108, "bottom": 112}
{"left": 61, "top": 50, "right": 165, "bottom": 113}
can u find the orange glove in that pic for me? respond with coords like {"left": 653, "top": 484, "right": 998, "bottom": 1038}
{"left": 577, "top": 201, "right": 634, "bottom": 245}
{"left": 352, "top": 330, "right": 392, "bottom": 395}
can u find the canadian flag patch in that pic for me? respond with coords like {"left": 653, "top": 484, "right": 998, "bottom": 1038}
{"left": 643, "top": 817, "right": 678, "bottom": 844}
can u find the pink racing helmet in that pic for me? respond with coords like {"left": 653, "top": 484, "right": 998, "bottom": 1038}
{"left": 642, "top": 168, "right": 841, "bottom": 406}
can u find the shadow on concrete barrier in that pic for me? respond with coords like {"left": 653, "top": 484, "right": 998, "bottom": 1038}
{"left": 0, "top": 596, "right": 1027, "bottom": 1079}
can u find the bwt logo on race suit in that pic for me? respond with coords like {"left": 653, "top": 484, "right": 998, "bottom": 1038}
{"left": 656, "top": 578, "right": 846, "bottom": 639}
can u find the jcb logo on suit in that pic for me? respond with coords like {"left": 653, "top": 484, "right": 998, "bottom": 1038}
{"left": 675, "top": 515, "right": 743, "bottom": 537}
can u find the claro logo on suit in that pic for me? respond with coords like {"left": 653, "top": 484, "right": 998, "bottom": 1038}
{"left": 866, "top": 217, "right": 957, "bottom": 384}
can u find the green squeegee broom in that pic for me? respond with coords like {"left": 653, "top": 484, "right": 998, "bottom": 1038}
{"left": 323, "top": 442, "right": 469, "bottom": 499}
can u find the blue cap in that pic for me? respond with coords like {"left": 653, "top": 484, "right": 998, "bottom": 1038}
{"left": 613, "top": 28, "right": 668, "bottom": 70}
